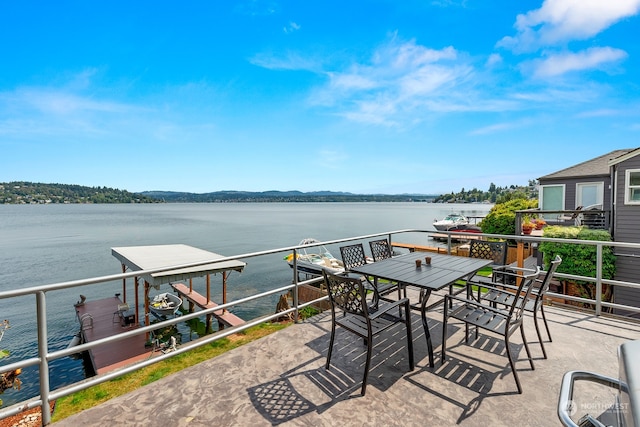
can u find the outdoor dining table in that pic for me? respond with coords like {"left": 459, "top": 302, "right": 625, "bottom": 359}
{"left": 349, "top": 251, "right": 493, "bottom": 367}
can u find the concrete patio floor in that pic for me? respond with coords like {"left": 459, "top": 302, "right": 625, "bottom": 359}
{"left": 53, "top": 295, "right": 640, "bottom": 427}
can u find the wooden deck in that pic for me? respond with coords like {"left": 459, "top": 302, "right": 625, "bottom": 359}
{"left": 392, "top": 242, "right": 462, "bottom": 254}
{"left": 171, "top": 283, "right": 244, "bottom": 328}
{"left": 74, "top": 297, "right": 151, "bottom": 375}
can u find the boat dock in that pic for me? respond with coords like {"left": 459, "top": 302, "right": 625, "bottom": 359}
{"left": 171, "top": 283, "right": 244, "bottom": 330}
{"left": 74, "top": 297, "right": 151, "bottom": 375}
{"left": 429, "top": 232, "right": 482, "bottom": 242}
{"left": 391, "top": 242, "right": 465, "bottom": 254}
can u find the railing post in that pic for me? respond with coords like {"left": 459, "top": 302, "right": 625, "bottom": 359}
{"left": 36, "top": 291, "right": 51, "bottom": 426}
{"left": 595, "top": 244, "right": 603, "bottom": 316}
{"left": 292, "top": 249, "right": 299, "bottom": 323}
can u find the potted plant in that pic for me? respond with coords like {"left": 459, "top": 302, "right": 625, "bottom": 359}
{"left": 522, "top": 216, "right": 535, "bottom": 235}
{"left": 534, "top": 217, "right": 547, "bottom": 230}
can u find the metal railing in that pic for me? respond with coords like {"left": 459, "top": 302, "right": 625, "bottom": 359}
{"left": 1, "top": 229, "right": 639, "bottom": 425}
{"left": 515, "top": 208, "right": 610, "bottom": 232}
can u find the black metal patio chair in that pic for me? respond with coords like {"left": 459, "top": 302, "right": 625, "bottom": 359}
{"left": 479, "top": 255, "right": 562, "bottom": 359}
{"left": 368, "top": 238, "right": 393, "bottom": 262}
{"left": 442, "top": 266, "right": 541, "bottom": 394}
{"left": 339, "top": 243, "right": 399, "bottom": 307}
{"left": 368, "top": 239, "right": 406, "bottom": 300}
{"left": 323, "top": 271, "right": 414, "bottom": 396}
{"left": 469, "top": 240, "right": 508, "bottom": 272}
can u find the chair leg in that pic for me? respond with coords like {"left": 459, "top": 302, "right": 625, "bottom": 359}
{"left": 326, "top": 323, "right": 336, "bottom": 370}
{"left": 540, "top": 305, "right": 552, "bottom": 342}
{"left": 504, "top": 333, "right": 523, "bottom": 394}
{"left": 533, "top": 311, "right": 548, "bottom": 359}
{"left": 404, "top": 303, "right": 415, "bottom": 370}
{"left": 441, "top": 308, "right": 448, "bottom": 364}
{"left": 371, "top": 278, "right": 380, "bottom": 310}
{"left": 520, "top": 323, "right": 535, "bottom": 370}
{"left": 361, "top": 332, "right": 373, "bottom": 396}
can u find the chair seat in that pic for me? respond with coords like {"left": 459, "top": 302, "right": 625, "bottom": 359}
{"left": 484, "top": 288, "right": 538, "bottom": 312}
{"left": 336, "top": 309, "right": 403, "bottom": 337}
{"left": 449, "top": 303, "right": 510, "bottom": 336}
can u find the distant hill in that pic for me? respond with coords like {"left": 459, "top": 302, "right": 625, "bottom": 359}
{"left": 0, "top": 182, "right": 159, "bottom": 204}
{"left": 0, "top": 182, "right": 438, "bottom": 204}
{"left": 139, "top": 190, "right": 437, "bottom": 203}
{"left": 2, "top": 180, "right": 533, "bottom": 204}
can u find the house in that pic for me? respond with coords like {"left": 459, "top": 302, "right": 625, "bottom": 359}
{"left": 538, "top": 147, "right": 640, "bottom": 315}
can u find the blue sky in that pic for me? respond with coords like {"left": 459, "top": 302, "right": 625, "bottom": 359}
{"left": 1, "top": 0, "right": 639, "bottom": 194}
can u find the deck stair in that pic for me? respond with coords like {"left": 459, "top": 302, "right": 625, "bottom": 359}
{"left": 171, "top": 283, "right": 244, "bottom": 329}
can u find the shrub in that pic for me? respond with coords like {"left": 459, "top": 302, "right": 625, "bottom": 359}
{"left": 539, "top": 226, "right": 616, "bottom": 308}
{"left": 480, "top": 198, "right": 538, "bottom": 236}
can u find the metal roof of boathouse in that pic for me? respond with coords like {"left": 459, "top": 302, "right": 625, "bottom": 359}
{"left": 111, "top": 244, "right": 246, "bottom": 286}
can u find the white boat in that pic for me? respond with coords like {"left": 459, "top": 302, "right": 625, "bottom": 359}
{"left": 433, "top": 213, "right": 469, "bottom": 231}
{"left": 284, "top": 238, "right": 345, "bottom": 277}
{"left": 149, "top": 292, "right": 183, "bottom": 317}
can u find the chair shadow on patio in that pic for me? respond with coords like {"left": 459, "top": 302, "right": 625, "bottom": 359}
{"left": 248, "top": 318, "right": 417, "bottom": 425}
{"left": 247, "top": 363, "right": 366, "bottom": 425}
{"left": 406, "top": 329, "right": 531, "bottom": 424}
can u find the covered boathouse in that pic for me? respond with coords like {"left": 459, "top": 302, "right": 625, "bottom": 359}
{"left": 76, "top": 244, "right": 246, "bottom": 374}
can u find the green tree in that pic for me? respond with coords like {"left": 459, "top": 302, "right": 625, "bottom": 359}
{"left": 479, "top": 197, "right": 538, "bottom": 235}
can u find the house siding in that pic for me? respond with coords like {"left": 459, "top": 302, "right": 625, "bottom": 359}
{"left": 612, "top": 155, "right": 640, "bottom": 316}
{"left": 538, "top": 176, "right": 611, "bottom": 210}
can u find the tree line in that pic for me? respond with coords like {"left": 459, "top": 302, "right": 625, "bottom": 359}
{"left": 0, "top": 180, "right": 537, "bottom": 204}
{"left": 433, "top": 180, "right": 538, "bottom": 204}
{"left": 0, "top": 182, "right": 158, "bottom": 204}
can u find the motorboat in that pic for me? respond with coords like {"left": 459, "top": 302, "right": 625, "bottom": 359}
{"left": 447, "top": 224, "right": 482, "bottom": 233}
{"left": 149, "top": 292, "right": 183, "bottom": 318}
{"left": 433, "top": 213, "right": 469, "bottom": 231}
{"left": 285, "top": 238, "right": 345, "bottom": 277}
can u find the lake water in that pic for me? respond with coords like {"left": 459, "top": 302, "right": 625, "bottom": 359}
{"left": 0, "top": 202, "right": 493, "bottom": 405}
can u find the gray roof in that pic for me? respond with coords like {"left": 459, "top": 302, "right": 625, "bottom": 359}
{"left": 111, "top": 244, "right": 246, "bottom": 286}
{"left": 539, "top": 149, "right": 635, "bottom": 180}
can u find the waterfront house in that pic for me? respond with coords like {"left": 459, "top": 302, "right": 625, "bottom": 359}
{"left": 538, "top": 147, "right": 640, "bottom": 316}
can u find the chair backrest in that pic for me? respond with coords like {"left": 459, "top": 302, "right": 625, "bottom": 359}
{"left": 469, "top": 240, "right": 507, "bottom": 266}
{"left": 507, "top": 267, "right": 541, "bottom": 323}
{"left": 369, "top": 239, "right": 392, "bottom": 262}
{"left": 571, "top": 206, "right": 584, "bottom": 219}
{"left": 323, "top": 271, "right": 368, "bottom": 317}
{"left": 531, "top": 255, "right": 562, "bottom": 306}
{"left": 340, "top": 243, "right": 368, "bottom": 271}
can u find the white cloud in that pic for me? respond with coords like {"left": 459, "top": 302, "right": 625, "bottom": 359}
{"left": 250, "top": 51, "right": 319, "bottom": 71}
{"left": 284, "top": 22, "right": 301, "bottom": 34}
{"left": 469, "top": 121, "right": 520, "bottom": 135}
{"left": 312, "top": 37, "right": 480, "bottom": 125}
{"left": 485, "top": 53, "right": 503, "bottom": 67}
{"left": 19, "top": 89, "right": 132, "bottom": 115}
{"left": 527, "top": 47, "right": 628, "bottom": 77}
{"left": 499, "top": 0, "right": 640, "bottom": 52}
{"left": 575, "top": 109, "right": 623, "bottom": 118}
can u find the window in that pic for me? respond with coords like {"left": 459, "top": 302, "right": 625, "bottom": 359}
{"left": 576, "top": 182, "right": 603, "bottom": 208}
{"left": 625, "top": 169, "right": 640, "bottom": 204}
{"left": 539, "top": 184, "right": 565, "bottom": 219}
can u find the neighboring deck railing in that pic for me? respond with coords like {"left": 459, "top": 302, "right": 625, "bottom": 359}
{"left": 516, "top": 208, "right": 610, "bottom": 232}
{"left": 1, "top": 229, "right": 639, "bottom": 425}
